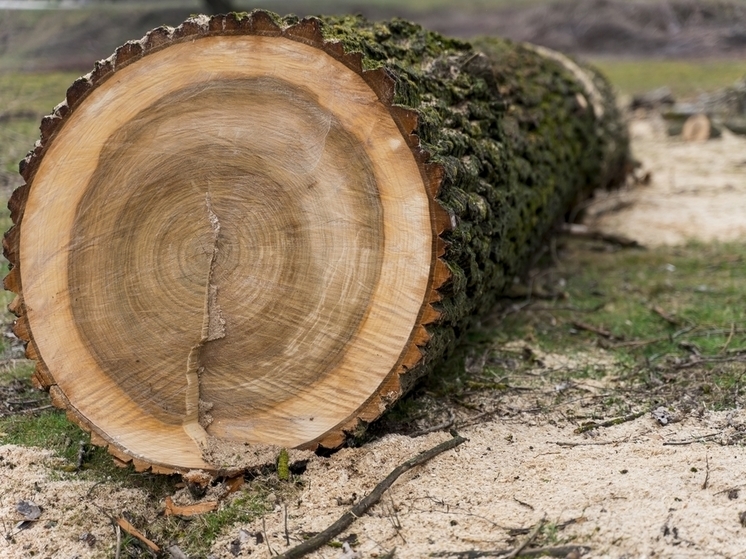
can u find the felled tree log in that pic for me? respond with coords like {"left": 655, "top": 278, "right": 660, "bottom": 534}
{"left": 4, "top": 11, "right": 628, "bottom": 474}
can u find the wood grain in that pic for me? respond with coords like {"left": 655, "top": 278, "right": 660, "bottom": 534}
{"left": 17, "top": 33, "right": 435, "bottom": 469}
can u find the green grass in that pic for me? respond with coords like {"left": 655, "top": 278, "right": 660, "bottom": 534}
{"left": 590, "top": 58, "right": 746, "bottom": 99}
{"left": 513, "top": 241, "right": 746, "bottom": 360}
{"left": 373, "top": 238, "right": 746, "bottom": 436}
{"left": 0, "top": 407, "right": 281, "bottom": 556}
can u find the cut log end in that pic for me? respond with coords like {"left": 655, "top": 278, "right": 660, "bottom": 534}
{"left": 8, "top": 17, "right": 444, "bottom": 472}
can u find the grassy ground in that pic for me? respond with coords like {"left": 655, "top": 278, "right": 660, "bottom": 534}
{"left": 366, "top": 238, "right": 746, "bottom": 443}
{"left": 590, "top": 58, "right": 746, "bottom": 99}
{"left": 1, "top": 61, "right": 745, "bottom": 556}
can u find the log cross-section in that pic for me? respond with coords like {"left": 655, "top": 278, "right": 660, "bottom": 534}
{"left": 4, "top": 11, "right": 628, "bottom": 474}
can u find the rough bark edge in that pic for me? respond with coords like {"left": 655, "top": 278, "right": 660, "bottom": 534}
{"left": 2, "top": 10, "right": 450, "bottom": 474}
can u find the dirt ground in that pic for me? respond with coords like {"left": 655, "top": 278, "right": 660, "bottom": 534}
{"left": 1, "top": 117, "right": 745, "bottom": 558}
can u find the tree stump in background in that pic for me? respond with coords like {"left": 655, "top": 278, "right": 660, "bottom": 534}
{"left": 4, "top": 11, "right": 628, "bottom": 474}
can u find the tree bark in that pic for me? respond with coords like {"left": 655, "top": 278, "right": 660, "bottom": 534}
{"left": 3, "top": 11, "right": 628, "bottom": 474}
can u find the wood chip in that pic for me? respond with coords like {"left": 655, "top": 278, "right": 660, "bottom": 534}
{"left": 682, "top": 114, "right": 711, "bottom": 142}
{"left": 164, "top": 496, "right": 218, "bottom": 517}
{"left": 116, "top": 517, "right": 160, "bottom": 552}
{"left": 225, "top": 475, "right": 245, "bottom": 495}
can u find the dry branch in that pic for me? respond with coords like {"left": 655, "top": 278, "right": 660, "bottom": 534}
{"left": 275, "top": 434, "right": 467, "bottom": 559}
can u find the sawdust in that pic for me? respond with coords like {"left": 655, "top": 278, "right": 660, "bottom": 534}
{"left": 585, "top": 114, "right": 746, "bottom": 246}
{"left": 209, "top": 411, "right": 746, "bottom": 558}
{"left": 0, "top": 445, "right": 159, "bottom": 558}
{"left": 201, "top": 437, "right": 314, "bottom": 475}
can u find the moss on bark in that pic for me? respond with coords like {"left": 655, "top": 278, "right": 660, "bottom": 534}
{"left": 315, "top": 15, "right": 629, "bottom": 392}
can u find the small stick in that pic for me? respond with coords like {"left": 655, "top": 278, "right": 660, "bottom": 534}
{"left": 429, "top": 545, "right": 591, "bottom": 558}
{"left": 689, "top": 327, "right": 745, "bottom": 338}
{"left": 526, "top": 302, "right": 605, "bottom": 313}
{"left": 702, "top": 455, "right": 710, "bottom": 490}
{"left": 284, "top": 504, "right": 290, "bottom": 546}
{"left": 651, "top": 306, "right": 679, "bottom": 326}
{"left": 720, "top": 323, "right": 736, "bottom": 354}
{"left": 114, "top": 524, "right": 122, "bottom": 559}
{"left": 574, "top": 410, "right": 646, "bottom": 434}
{"left": 275, "top": 434, "right": 467, "bottom": 559}
{"left": 571, "top": 320, "right": 613, "bottom": 339}
{"left": 513, "top": 497, "right": 534, "bottom": 510}
{"left": 663, "top": 432, "right": 720, "bottom": 446}
{"left": 505, "top": 514, "right": 545, "bottom": 559}
{"left": 410, "top": 410, "right": 455, "bottom": 438}
{"left": 714, "top": 485, "right": 745, "bottom": 496}
{"left": 557, "top": 222, "right": 641, "bottom": 248}
{"left": 673, "top": 355, "right": 746, "bottom": 370}
{"left": 0, "top": 404, "right": 54, "bottom": 418}
{"left": 553, "top": 440, "right": 625, "bottom": 447}
{"left": 263, "top": 517, "right": 274, "bottom": 556}
{"left": 456, "top": 408, "right": 499, "bottom": 430}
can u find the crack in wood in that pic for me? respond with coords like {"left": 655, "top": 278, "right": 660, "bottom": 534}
{"left": 183, "top": 192, "right": 225, "bottom": 445}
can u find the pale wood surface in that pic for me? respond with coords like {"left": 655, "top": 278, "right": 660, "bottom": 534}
{"left": 19, "top": 34, "right": 434, "bottom": 468}
{"left": 682, "top": 114, "right": 712, "bottom": 142}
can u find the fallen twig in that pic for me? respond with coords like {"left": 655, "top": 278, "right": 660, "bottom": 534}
{"left": 663, "top": 432, "right": 720, "bottom": 446}
{"left": 702, "top": 455, "right": 710, "bottom": 490}
{"left": 651, "top": 306, "right": 679, "bottom": 326}
{"left": 513, "top": 497, "right": 534, "bottom": 510}
{"left": 720, "top": 323, "right": 736, "bottom": 354}
{"left": 688, "top": 327, "right": 746, "bottom": 338}
{"left": 114, "top": 524, "right": 122, "bottom": 559}
{"left": 284, "top": 504, "right": 290, "bottom": 547}
{"left": 714, "top": 485, "right": 746, "bottom": 496}
{"left": 455, "top": 408, "right": 501, "bottom": 430}
{"left": 430, "top": 544, "right": 591, "bottom": 558}
{"left": 410, "top": 410, "right": 456, "bottom": 438}
{"left": 262, "top": 517, "right": 274, "bottom": 556}
{"left": 574, "top": 410, "right": 646, "bottom": 434}
{"left": 508, "top": 516, "right": 583, "bottom": 536}
{"left": 673, "top": 355, "right": 746, "bottom": 370}
{"left": 672, "top": 324, "right": 698, "bottom": 340}
{"left": 0, "top": 404, "right": 53, "bottom": 418}
{"left": 571, "top": 321, "right": 614, "bottom": 339}
{"left": 274, "top": 433, "right": 467, "bottom": 559}
{"left": 552, "top": 440, "right": 626, "bottom": 447}
{"left": 505, "top": 514, "right": 545, "bottom": 559}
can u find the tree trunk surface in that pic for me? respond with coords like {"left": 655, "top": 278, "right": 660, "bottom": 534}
{"left": 3, "top": 11, "right": 628, "bottom": 474}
